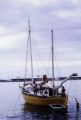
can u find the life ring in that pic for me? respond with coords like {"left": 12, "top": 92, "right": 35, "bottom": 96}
{"left": 43, "top": 89, "right": 49, "bottom": 96}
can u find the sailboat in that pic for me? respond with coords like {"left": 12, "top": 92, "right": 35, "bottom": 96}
{"left": 20, "top": 20, "right": 78, "bottom": 109}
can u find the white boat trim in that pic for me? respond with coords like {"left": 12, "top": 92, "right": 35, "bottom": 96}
{"left": 49, "top": 104, "right": 66, "bottom": 109}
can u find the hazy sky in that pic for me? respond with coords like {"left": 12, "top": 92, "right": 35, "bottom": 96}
{"left": 0, "top": 0, "right": 81, "bottom": 79}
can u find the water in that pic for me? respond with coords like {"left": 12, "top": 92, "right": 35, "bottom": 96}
{"left": 0, "top": 80, "right": 81, "bottom": 120}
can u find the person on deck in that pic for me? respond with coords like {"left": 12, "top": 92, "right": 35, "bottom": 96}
{"left": 61, "top": 86, "right": 66, "bottom": 97}
{"left": 39, "top": 74, "right": 48, "bottom": 95}
{"left": 43, "top": 74, "right": 48, "bottom": 82}
{"left": 33, "top": 80, "right": 37, "bottom": 95}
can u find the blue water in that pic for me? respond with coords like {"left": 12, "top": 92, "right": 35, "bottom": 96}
{"left": 0, "top": 80, "right": 81, "bottom": 120}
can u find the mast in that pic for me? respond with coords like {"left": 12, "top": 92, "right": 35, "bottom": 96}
{"left": 51, "top": 29, "right": 55, "bottom": 95}
{"left": 24, "top": 19, "right": 33, "bottom": 85}
{"left": 28, "top": 19, "right": 34, "bottom": 83}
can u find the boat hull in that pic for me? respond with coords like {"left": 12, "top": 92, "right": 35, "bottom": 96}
{"left": 22, "top": 93, "right": 68, "bottom": 108}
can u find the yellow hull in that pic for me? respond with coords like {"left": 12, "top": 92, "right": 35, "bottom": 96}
{"left": 22, "top": 93, "right": 68, "bottom": 108}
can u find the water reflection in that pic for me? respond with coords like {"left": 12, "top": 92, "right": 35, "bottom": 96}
{"left": 23, "top": 103, "right": 68, "bottom": 120}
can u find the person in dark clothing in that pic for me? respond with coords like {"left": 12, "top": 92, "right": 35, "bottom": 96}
{"left": 61, "top": 86, "right": 66, "bottom": 97}
{"left": 33, "top": 80, "right": 37, "bottom": 95}
{"left": 43, "top": 74, "right": 48, "bottom": 81}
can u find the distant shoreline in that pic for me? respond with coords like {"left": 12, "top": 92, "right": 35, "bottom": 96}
{"left": 0, "top": 76, "right": 81, "bottom": 82}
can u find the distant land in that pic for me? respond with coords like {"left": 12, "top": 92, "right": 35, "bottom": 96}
{"left": 10, "top": 76, "right": 81, "bottom": 82}
{"left": 0, "top": 79, "right": 10, "bottom": 82}
{"left": 0, "top": 76, "right": 81, "bottom": 82}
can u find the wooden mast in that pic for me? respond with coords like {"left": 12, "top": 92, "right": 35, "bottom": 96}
{"left": 51, "top": 29, "right": 55, "bottom": 95}
{"left": 24, "top": 19, "right": 33, "bottom": 85}
{"left": 28, "top": 19, "right": 34, "bottom": 83}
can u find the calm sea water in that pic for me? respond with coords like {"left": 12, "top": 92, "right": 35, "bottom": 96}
{"left": 0, "top": 80, "right": 81, "bottom": 120}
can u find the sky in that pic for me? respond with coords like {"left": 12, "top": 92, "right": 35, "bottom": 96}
{"left": 0, "top": 0, "right": 81, "bottom": 79}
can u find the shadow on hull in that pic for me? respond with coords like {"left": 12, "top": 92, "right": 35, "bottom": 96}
{"left": 24, "top": 103, "right": 67, "bottom": 112}
{"left": 23, "top": 103, "right": 51, "bottom": 112}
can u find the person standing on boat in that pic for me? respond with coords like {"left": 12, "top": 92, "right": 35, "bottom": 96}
{"left": 61, "top": 86, "right": 66, "bottom": 97}
{"left": 33, "top": 80, "right": 37, "bottom": 95}
{"left": 39, "top": 74, "right": 48, "bottom": 94}
{"left": 43, "top": 75, "right": 48, "bottom": 82}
